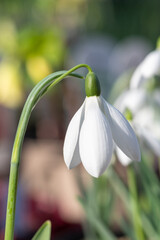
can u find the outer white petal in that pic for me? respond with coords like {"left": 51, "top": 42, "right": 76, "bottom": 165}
{"left": 130, "top": 50, "right": 160, "bottom": 88}
{"left": 141, "top": 50, "right": 160, "bottom": 78}
{"left": 102, "top": 97, "right": 141, "bottom": 162}
{"left": 136, "top": 126, "right": 160, "bottom": 157}
{"left": 79, "top": 96, "right": 113, "bottom": 178}
{"left": 116, "top": 146, "right": 132, "bottom": 166}
{"left": 130, "top": 65, "right": 144, "bottom": 89}
{"left": 63, "top": 101, "right": 85, "bottom": 169}
{"left": 133, "top": 106, "right": 160, "bottom": 139}
{"left": 114, "top": 89, "right": 147, "bottom": 114}
{"left": 133, "top": 105, "right": 160, "bottom": 156}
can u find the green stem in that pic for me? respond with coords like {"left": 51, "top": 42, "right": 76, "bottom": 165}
{"left": 127, "top": 166, "right": 145, "bottom": 240}
{"left": 4, "top": 64, "right": 92, "bottom": 240}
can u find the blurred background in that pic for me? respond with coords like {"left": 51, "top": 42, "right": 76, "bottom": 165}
{"left": 0, "top": 0, "right": 160, "bottom": 239}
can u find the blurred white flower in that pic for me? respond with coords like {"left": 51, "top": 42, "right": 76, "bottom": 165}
{"left": 63, "top": 96, "right": 140, "bottom": 177}
{"left": 130, "top": 50, "right": 160, "bottom": 89}
{"left": 115, "top": 88, "right": 148, "bottom": 115}
{"left": 115, "top": 89, "right": 160, "bottom": 165}
{"left": 134, "top": 106, "right": 160, "bottom": 156}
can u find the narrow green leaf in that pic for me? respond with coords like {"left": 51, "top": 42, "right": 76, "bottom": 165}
{"left": 31, "top": 220, "right": 51, "bottom": 240}
{"left": 79, "top": 198, "right": 117, "bottom": 240}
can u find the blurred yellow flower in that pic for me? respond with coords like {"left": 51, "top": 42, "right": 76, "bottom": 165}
{"left": 0, "top": 61, "right": 24, "bottom": 108}
{"left": 26, "top": 55, "right": 51, "bottom": 84}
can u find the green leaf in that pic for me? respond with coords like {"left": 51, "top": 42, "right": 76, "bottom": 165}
{"left": 31, "top": 220, "right": 51, "bottom": 240}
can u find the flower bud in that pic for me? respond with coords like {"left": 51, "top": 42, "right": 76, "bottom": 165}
{"left": 85, "top": 72, "right": 101, "bottom": 97}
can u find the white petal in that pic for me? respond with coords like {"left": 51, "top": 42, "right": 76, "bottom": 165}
{"left": 114, "top": 89, "right": 147, "bottom": 115}
{"left": 136, "top": 127, "right": 160, "bottom": 157}
{"left": 63, "top": 101, "right": 85, "bottom": 169}
{"left": 130, "top": 65, "right": 144, "bottom": 89}
{"left": 116, "top": 147, "right": 132, "bottom": 166}
{"left": 130, "top": 50, "right": 160, "bottom": 88}
{"left": 133, "top": 105, "right": 160, "bottom": 156}
{"left": 102, "top": 98, "right": 141, "bottom": 162}
{"left": 141, "top": 50, "right": 160, "bottom": 78}
{"left": 133, "top": 106, "right": 160, "bottom": 139}
{"left": 79, "top": 96, "right": 113, "bottom": 178}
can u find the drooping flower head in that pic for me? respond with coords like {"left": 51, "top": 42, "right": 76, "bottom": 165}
{"left": 63, "top": 72, "right": 141, "bottom": 177}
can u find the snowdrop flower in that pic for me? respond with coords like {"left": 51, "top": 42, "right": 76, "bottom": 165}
{"left": 115, "top": 88, "right": 148, "bottom": 115}
{"left": 130, "top": 50, "right": 160, "bottom": 89}
{"left": 115, "top": 88, "right": 160, "bottom": 165}
{"left": 133, "top": 106, "right": 160, "bottom": 156}
{"left": 63, "top": 72, "right": 140, "bottom": 177}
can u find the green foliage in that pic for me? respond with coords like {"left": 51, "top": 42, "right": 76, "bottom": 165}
{"left": 31, "top": 221, "right": 51, "bottom": 240}
{"left": 109, "top": 159, "right": 160, "bottom": 240}
{"left": 79, "top": 174, "right": 116, "bottom": 240}
{"left": 85, "top": 0, "right": 160, "bottom": 43}
{"left": 79, "top": 156, "right": 160, "bottom": 240}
